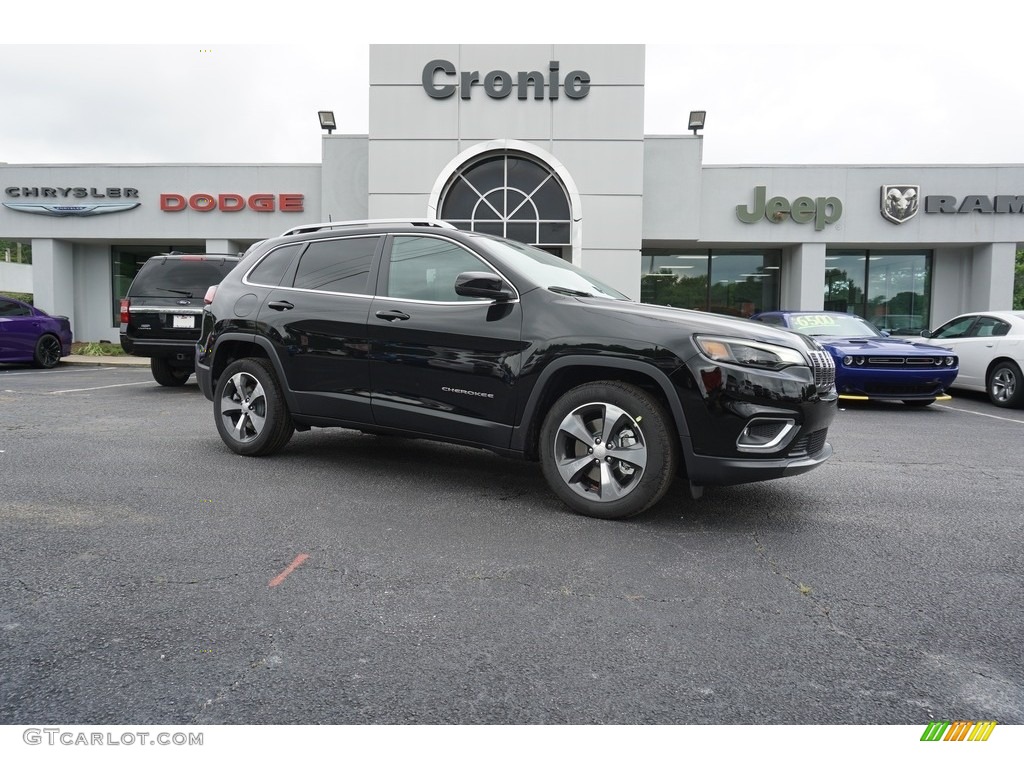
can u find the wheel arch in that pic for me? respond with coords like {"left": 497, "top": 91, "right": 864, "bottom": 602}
{"left": 514, "top": 356, "right": 690, "bottom": 462}
{"left": 986, "top": 355, "right": 1022, "bottom": 380}
{"left": 208, "top": 334, "right": 297, "bottom": 411}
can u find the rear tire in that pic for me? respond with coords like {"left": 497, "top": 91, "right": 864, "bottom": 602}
{"left": 988, "top": 361, "right": 1023, "bottom": 408}
{"left": 150, "top": 356, "right": 192, "bottom": 387}
{"left": 214, "top": 358, "right": 294, "bottom": 456}
{"left": 32, "top": 334, "right": 62, "bottom": 369}
{"left": 539, "top": 381, "right": 677, "bottom": 520}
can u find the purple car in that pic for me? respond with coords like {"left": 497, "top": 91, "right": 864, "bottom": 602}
{"left": 751, "top": 311, "right": 958, "bottom": 407}
{"left": 0, "top": 294, "right": 73, "bottom": 369}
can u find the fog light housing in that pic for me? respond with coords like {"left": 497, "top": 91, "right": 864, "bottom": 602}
{"left": 736, "top": 418, "right": 797, "bottom": 453}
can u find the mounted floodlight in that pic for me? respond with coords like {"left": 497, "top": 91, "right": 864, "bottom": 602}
{"left": 688, "top": 110, "right": 706, "bottom": 135}
{"left": 318, "top": 111, "right": 336, "bottom": 134}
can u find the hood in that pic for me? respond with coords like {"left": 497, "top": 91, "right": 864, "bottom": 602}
{"left": 571, "top": 296, "right": 822, "bottom": 352}
{"left": 816, "top": 335, "right": 953, "bottom": 355}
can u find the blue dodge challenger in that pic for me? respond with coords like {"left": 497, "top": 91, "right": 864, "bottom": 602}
{"left": 751, "top": 311, "right": 958, "bottom": 407}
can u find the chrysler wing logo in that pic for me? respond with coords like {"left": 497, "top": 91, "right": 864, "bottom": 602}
{"left": 2, "top": 202, "right": 140, "bottom": 217}
{"left": 881, "top": 185, "right": 920, "bottom": 224}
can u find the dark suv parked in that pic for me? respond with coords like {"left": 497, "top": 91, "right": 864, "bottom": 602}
{"left": 197, "top": 220, "right": 837, "bottom": 519}
{"left": 120, "top": 253, "right": 240, "bottom": 385}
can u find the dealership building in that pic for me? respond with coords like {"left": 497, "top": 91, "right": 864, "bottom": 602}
{"left": 1, "top": 44, "right": 1022, "bottom": 343}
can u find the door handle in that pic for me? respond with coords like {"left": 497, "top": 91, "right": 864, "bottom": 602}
{"left": 267, "top": 300, "right": 294, "bottom": 311}
{"left": 375, "top": 310, "right": 410, "bottom": 322}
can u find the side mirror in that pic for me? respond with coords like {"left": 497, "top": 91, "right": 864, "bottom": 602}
{"left": 454, "top": 271, "right": 512, "bottom": 301}
{"left": 919, "top": 329, "right": 931, "bottom": 338}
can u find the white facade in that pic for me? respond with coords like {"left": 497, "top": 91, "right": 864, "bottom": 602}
{"left": 0, "top": 44, "right": 1021, "bottom": 342}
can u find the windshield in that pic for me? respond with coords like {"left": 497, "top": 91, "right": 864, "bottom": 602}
{"left": 471, "top": 234, "right": 629, "bottom": 300}
{"left": 786, "top": 313, "right": 883, "bottom": 337}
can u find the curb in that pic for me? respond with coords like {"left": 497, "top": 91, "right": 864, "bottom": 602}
{"left": 62, "top": 355, "right": 149, "bottom": 367}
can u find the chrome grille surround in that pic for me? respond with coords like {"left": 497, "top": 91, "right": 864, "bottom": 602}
{"left": 805, "top": 349, "right": 836, "bottom": 393}
{"left": 862, "top": 356, "right": 943, "bottom": 367}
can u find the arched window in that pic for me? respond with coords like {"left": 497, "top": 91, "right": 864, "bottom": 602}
{"left": 439, "top": 152, "right": 572, "bottom": 247}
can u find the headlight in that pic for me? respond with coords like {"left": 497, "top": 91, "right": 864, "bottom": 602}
{"left": 694, "top": 335, "right": 807, "bottom": 370}
{"left": 945, "top": 356, "right": 955, "bottom": 366}
{"left": 843, "top": 355, "right": 853, "bottom": 366}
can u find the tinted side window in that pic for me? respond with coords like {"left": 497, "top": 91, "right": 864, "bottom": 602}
{"left": 974, "top": 316, "right": 1010, "bottom": 338}
{"left": 0, "top": 299, "right": 31, "bottom": 317}
{"left": 386, "top": 236, "right": 489, "bottom": 302}
{"left": 248, "top": 244, "right": 301, "bottom": 287}
{"left": 292, "top": 236, "right": 377, "bottom": 294}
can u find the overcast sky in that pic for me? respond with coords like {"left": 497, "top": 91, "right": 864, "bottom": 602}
{"left": 4, "top": 2, "right": 1022, "bottom": 167}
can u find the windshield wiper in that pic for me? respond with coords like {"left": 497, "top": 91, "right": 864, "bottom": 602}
{"left": 548, "top": 286, "right": 593, "bottom": 297}
{"left": 155, "top": 287, "right": 193, "bottom": 297}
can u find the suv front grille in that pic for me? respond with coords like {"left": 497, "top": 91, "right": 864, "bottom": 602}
{"left": 806, "top": 350, "right": 836, "bottom": 393}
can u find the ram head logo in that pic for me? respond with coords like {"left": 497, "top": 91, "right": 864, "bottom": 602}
{"left": 881, "top": 184, "right": 920, "bottom": 224}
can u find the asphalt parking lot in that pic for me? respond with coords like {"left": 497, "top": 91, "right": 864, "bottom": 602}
{"left": 1, "top": 362, "right": 1022, "bottom": 725}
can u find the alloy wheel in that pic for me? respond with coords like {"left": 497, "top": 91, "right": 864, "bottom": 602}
{"left": 219, "top": 371, "right": 268, "bottom": 443}
{"left": 551, "top": 401, "right": 649, "bottom": 502}
{"left": 991, "top": 367, "right": 1017, "bottom": 404}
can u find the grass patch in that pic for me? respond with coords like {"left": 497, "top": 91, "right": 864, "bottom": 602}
{"left": 71, "top": 341, "right": 128, "bottom": 357}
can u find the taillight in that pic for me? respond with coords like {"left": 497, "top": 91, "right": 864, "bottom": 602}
{"left": 204, "top": 285, "right": 218, "bottom": 305}
{"left": 119, "top": 298, "right": 130, "bottom": 324}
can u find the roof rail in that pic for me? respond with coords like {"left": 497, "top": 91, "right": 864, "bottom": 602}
{"left": 280, "top": 219, "right": 458, "bottom": 237}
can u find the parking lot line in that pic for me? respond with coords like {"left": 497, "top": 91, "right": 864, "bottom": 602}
{"left": 0, "top": 366, "right": 121, "bottom": 376}
{"left": 47, "top": 380, "right": 153, "bottom": 394}
{"left": 934, "top": 403, "right": 1024, "bottom": 424}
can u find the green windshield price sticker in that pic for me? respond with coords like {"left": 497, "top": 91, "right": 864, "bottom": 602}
{"left": 792, "top": 315, "right": 838, "bottom": 329}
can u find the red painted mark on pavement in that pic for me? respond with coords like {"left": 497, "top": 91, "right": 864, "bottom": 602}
{"left": 268, "top": 554, "right": 310, "bottom": 588}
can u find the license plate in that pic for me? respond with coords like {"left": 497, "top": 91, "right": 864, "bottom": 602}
{"left": 172, "top": 314, "right": 195, "bottom": 329}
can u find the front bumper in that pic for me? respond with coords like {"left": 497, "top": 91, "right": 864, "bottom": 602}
{"left": 672, "top": 354, "right": 838, "bottom": 487}
{"left": 684, "top": 439, "right": 833, "bottom": 487}
{"left": 835, "top": 368, "right": 956, "bottom": 400}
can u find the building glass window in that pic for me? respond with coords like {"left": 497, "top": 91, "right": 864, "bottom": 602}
{"left": 641, "top": 249, "right": 781, "bottom": 317}
{"left": 439, "top": 152, "right": 571, "bottom": 252}
{"left": 1, "top": 239, "right": 32, "bottom": 264}
{"left": 826, "top": 249, "right": 931, "bottom": 333}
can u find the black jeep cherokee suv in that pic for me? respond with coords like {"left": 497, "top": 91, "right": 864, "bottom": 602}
{"left": 120, "top": 253, "right": 240, "bottom": 386}
{"left": 197, "top": 220, "right": 837, "bottom": 520}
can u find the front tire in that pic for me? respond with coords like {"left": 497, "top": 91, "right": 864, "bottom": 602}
{"left": 32, "top": 334, "right": 62, "bottom": 369}
{"left": 539, "top": 381, "right": 678, "bottom": 520}
{"left": 988, "top": 361, "right": 1023, "bottom": 408}
{"left": 214, "top": 358, "right": 294, "bottom": 456}
{"left": 150, "top": 356, "right": 192, "bottom": 387}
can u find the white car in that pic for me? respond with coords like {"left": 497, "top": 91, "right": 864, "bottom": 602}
{"left": 920, "top": 310, "right": 1024, "bottom": 408}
